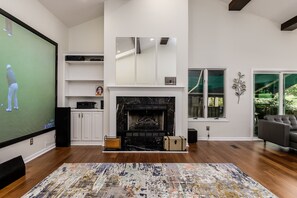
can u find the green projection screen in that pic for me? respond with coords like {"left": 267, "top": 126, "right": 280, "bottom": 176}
{"left": 0, "top": 9, "right": 57, "bottom": 148}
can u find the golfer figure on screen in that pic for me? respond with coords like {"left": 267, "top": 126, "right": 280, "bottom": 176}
{"left": 6, "top": 64, "right": 18, "bottom": 112}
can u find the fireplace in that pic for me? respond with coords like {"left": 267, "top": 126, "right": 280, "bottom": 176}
{"left": 127, "top": 104, "right": 168, "bottom": 129}
{"left": 117, "top": 97, "right": 175, "bottom": 151}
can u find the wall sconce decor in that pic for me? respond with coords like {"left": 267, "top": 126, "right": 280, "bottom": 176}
{"left": 232, "top": 72, "right": 246, "bottom": 104}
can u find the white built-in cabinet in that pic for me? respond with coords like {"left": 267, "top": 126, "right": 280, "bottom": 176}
{"left": 70, "top": 110, "right": 103, "bottom": 145}
{"left": 63, "top": 54, "right": 104, "bottom": 145}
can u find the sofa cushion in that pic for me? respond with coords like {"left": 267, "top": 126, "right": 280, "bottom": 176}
{"left": 289, "top": 115, "right": 297, "bottom": 130}
{"left": 282, "top": 116, "right": 291, "bottom": 126}
{"left": 265, "top": 115, "right": 282, "bottom": 122}
{"left": 264, "top": 115, "right": 297, "bottom": 130}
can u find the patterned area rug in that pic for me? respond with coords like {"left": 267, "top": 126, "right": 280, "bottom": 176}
{"left": 22, "top": 163, "right": 277, "bottom": 198}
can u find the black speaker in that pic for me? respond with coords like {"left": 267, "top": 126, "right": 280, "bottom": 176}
{"left": 55, "top": 107, "right": 71, "bottom": 147}
{"left": 101, "top": 100, "right": 104, "bottom": 109}
{"left": 0, "top": 155, "right": 25, "bottom": 189}
{"left": 188, "top": 128, "right": 198, "bottom": 143}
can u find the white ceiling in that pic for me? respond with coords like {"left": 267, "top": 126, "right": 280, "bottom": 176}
{"left": 38, "top": 0, "right": 104, "bottom": 27}
{"left": 39, "top": 0, "right": 297, "bottom": 28}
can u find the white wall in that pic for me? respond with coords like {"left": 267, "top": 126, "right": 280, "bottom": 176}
{"left": 0, "top": 0, "right": 68, "bottom": 163}
{"left": 188, "top": 0, "right": 297, "bottom": 140}
{"left": 104, "top": 0, "right": 188, "bottom": 136}
{"left": 68, "top": 16, "right": 104, "bottom": 53}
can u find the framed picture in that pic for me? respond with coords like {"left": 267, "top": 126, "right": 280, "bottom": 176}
{"left": 95, "top": 85, "right": 103, "bottom": 96}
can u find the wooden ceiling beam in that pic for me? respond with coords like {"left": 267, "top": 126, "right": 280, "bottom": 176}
{"left": 229, "top": 0, "right": 251, "bottom": 11}
{"left": 136, "top": 37, "right": 141, "bottom": 54}
{"left": 281, "top": 16, "right": 297, "bottom": 31}
{"left": 160, "top": 37, "right": 169, "bottom": 45}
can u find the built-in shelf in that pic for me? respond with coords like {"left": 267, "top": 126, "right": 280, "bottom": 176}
{"left": 65, "top": 95, "right": 104, "bottom": 98}
{"left": 71, "top": 108, "right": 104, "bottom": 112}
{"left": 63, "top": 53, "right": 104, "bottom": 109}
{"left": 63, "top": 54, "right": 104, "bottom": 146}
{"left": 65, "top": 79, "right": 104, "bottom": 82}
{"left": 66, "top": 61, "right": 104, "bottom": 64}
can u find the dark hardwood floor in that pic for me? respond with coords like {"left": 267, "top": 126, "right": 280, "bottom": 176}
{"left": 1, "top": 141, "right": 297, "bottom": 198}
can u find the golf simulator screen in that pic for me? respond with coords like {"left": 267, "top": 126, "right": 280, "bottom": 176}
{"left": 0, "top": 9, "right": 57, "bottom": 148}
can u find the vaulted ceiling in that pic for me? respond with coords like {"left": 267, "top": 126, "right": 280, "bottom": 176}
{"left": 39, "top": 0, "right": 297, "bottom": 31}
{"left": 38, "top": 0, "right": 104, "bottom": 27}
{"left": 222, "top": 0, "right": 297, "bottom": 31}
{"left": 220, "top": 0, "right": 297, "bottom": 30}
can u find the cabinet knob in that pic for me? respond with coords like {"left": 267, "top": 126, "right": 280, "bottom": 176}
{"left": 78, "top": 113, "right": 80, "bottom": 118}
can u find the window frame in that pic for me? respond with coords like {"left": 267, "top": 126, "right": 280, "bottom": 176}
{"left": 188, "top": 68, "right": 227, "bottom": 121}
{"left": 252, "top": 70, "right": 297, "bottom": 137}
{"left": 253, "top": 70, "right": 297, "bottom": 116}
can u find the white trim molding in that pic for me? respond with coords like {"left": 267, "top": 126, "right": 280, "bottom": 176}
{"left": 24, "top": 143, "right": 55, "bottom": 163}
{"left": 108, "top": 85, "right": 185, "bottom": 137}
{"left": 198, "top": 137, "right": 254, "bottom": 141}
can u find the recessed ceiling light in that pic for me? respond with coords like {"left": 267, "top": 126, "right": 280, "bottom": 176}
{"left": 150, "top": 38, "right": 155, "bottom": 41}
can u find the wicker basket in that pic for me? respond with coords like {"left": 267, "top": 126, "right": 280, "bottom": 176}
{"left": 104, "top": 136, "right": 121, "bottom": 149}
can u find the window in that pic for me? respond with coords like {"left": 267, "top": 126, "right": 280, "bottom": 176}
{"left": 284, "top": 74, "right": 297, "bottom": 115}
{"left": 253, "top": 72, "right": 297, "bottom": 135}
{"left": 254, "top": 74, "right": 279, "bottom": 117}
{"left": 188, "top": 69, "right": 225, "bottom": 119}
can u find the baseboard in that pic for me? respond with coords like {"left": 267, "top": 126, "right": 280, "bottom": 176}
{"left": 71, "top": 141, "right": 103, "bottom": 146}
{"left": 198, "top": 137, "right": 254, "bottom": 141}
{"left": 102, "top": 150, "right": 188, "bottom": 154}
{"left": 24, "top": 143, "right": 55, "bottom": 163}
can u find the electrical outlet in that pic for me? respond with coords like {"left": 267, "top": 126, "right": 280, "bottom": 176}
{"left": 206, "top": 126, "right": 210, "bottom": 131}
{"left": 30, "top": 138, "right": 33, "bottom": 145}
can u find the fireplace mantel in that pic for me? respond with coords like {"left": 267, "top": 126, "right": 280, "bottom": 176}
{"left": 107, "top": 85, "right": 185, "bottom": 91}
{"left": 108, "top": 84, "right": 185, "bottom": 137}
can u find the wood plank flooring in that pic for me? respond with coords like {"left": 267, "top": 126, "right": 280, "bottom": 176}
{"left": 0, "top": 141, "right": 297, "bottom": 198}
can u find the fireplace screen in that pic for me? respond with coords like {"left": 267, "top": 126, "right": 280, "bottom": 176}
{"left": 128, "top": 109, "right": 165, "bottom": 131}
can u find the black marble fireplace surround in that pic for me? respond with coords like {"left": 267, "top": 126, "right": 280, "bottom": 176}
{"left": 116, "top": 97, "right": 175, "bottom": 151}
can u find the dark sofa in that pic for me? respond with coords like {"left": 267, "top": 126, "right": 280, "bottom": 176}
{"left": 258, "top": 115, "right": 297, "bottom": 150}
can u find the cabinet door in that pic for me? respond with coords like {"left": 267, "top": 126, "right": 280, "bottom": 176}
{"left": 81, "top": 112, "right": 93, "bottom": 140}
{"left": 92, "top": 112, "right": 103, "bottom": 141}
{"left": 71, "top": 112, "right": 81, "bottom": 141}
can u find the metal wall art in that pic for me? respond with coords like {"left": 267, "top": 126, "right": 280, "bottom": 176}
{"left": 232, "top": 72, "right": 246, "bottom": 104}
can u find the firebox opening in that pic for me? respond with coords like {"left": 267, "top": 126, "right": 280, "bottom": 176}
{"left": 127, "top": 105, "right": 166, "bottom": 132}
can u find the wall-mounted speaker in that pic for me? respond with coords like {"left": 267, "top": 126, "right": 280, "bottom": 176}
{"left": 55, "top": 107, "right": 71, "bottom": 147}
